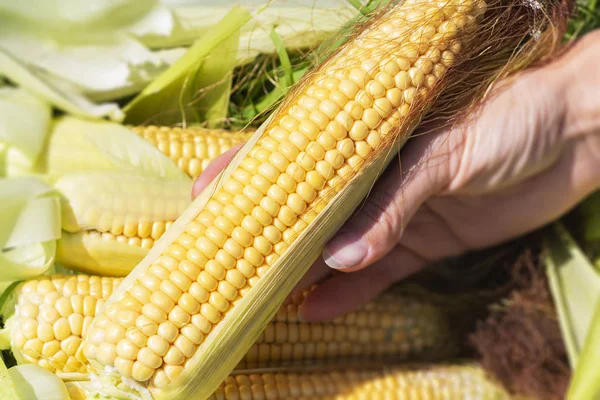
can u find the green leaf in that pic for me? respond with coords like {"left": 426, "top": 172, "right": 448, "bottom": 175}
{"left": 568, "top": 301, "right": 600, "bottom": 399}
{"left": 123, "top": 6, "right": 251, "bottom": 126}
{"left": 580, "top": 190, "right": 600, "bottom": 242}
{"left": 0, "top": 48, "right": 123, "bottom": 121}
{"left": 0, "top": 88, "right": 51, "bottom": 177}
{"left": 0, "top": 0, "right": 158, "bottom": 35}
{"left": 545, "top": 223, "right": 600, "bottom": 367}
{"left": 8, "top": 365, "right": 70, "bottom": 400}
{"left": 0, "top": 355, "right": 20, "bottom": 400}
{"left": 46, "top": 117, "right": 189, "bottom": 181}
{"left": 0, "top": 177, "right": 60, "bottom": 283}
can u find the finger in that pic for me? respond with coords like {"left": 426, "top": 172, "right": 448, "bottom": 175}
{"left": 191, "top": 143, "right": 243, "bottom": 199}
{"left": 299, "top": 245, "right": 426, "bottom": 322}
{"left": 291, "top": 258, "right": 332, "bottom": 296}
{"left": 323, "top": 128, "right": 464, "bottom": 272}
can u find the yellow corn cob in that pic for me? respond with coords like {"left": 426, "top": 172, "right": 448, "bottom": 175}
{"left": 0, "top": 275, "right": 123, "bottom": 379}
{"left": 84, "top": 0, "right": 488, "bottom": 397}
{"left": 209, "top": 364, "right": 511, "bottom": 400}
{"left": 131, "top": 126, "right": 254, "bottom": 179}
{"left": 66, "top": 364, "right": 511, "bottom": 400}
{"left": 0, "top": 275, "right": 456, "bottom": 381}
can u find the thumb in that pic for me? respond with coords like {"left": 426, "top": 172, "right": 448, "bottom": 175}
{"left": 323, "top": 129, "right": 463, "bottom": 272}
{"left": 191, "top": 143, "right": 243, "bottom": 199}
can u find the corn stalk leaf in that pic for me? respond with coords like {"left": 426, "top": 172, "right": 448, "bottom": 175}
{"left": 123, "top": 6, "right": 251, "bottom": 126}
{"left": 45, "top": 117, "right": 189, "bottom": 181}
{"left": 0, "top": 49, "right": 122, "bottom": 121}
{"left": 0, "top": 177, "right": 60, "bottom": 284}
{"left": 0, "top": 88, "right": 51, "bottom": 177}
{"left": 545, "top": 223, "right": 600, "bottom": 367}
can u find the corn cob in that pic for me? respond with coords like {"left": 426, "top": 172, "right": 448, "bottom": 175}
{"left": 84, "top": 0, "right": 489, "bottom": 397}
{"left": 54, "top": 172, "right": 191, "bottom": 276}
{"left": 131, "top": 126, "right": 254, "bottom": 179}
{"left": 0, "top": 275, "right": 123, "bottom": 379}
{"left": 66, "top": 364, "right": 511, "bottom": 400}
{"left": 209, "top": 364, "right": 511, "bottom": 400}
{"left": 0, "top": 275, "right": 457, "bottom": 380}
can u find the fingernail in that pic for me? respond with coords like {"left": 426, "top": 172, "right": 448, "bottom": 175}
{"left": 323, "top": 234, "right": 368, "bottom": 270}
{"left": 297, "top": 304, "right": 308, "bottom": 322}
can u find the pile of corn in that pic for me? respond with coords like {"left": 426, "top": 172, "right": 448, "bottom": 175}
{"left": 0, "top": 0, "right": 570, "bottom": 397}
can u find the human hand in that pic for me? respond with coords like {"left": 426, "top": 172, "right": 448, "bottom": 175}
{"left": 193, "top": 31, "right": 600, "bottom": 322}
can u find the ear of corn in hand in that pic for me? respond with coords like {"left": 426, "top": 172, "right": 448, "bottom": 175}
{"left": 0, "top": 274, "right": 457, "bottom": 382}
{"left": 82, "top": 0, "right": 490, "bottom": 397}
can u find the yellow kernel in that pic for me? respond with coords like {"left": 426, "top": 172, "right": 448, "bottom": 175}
{"left": 201, "top": 303, "right": 221, "bottom": 324}
{"left": 263, "top": 225, "right": 282, "bottom": 244}
{"left": 409, "top": 67, "right": 425, "bottom": 86}
{"left": 181, "top": 325, "right": 203, "bottom": 346}
{"left": 225, "top": 269, "right": 246, "bottom": 289}
{"left": 244, "top": 247, "right": 265, "bottom": 267}
{"left": 157, "top": 321, "right": 178, "bottom": 344}
{"left": 403, "top": 87, "right": 417, "bottom": 104}
{"left": 297, "top": 152, "right": 316, "bottom": 172}
{"left": 205, "top": 260, "right": 226, "bottom": 280}
{"left": 186, "top": 248, "right": 207, "bottom": 267}
{"left": 178, "top": 260, "right": 200, "bottom": 280}
{"left": 344, "top": 101, "right": 363, "bottom": 120}
{"left": 197, "top": 271, "right": 218, "bottom": 292}
{"left": 296, "top": 182, "right": 317, "bottom": 203}
{"left": 132, "top": 361, "right": 154, "bottom": 381}
{"left": 236, "top": 259, "right": 255, "bottom": 278}
{"left": 277, "top": 205, "right": 297, "bottom": 227}
{"left": 147, "top": 335, "right": 170, "bottom": 357}
{"left": 136, "top": 315, "right": 158, "bottom": 337}
{"left": 116, "top": 339, "right": 139, "bottom": 360}
{"left": 168, "top": 306, "right": 191, "bottom": 327}
{"left": 339, "top": 80, "right": 359, "bottom": 99}
{"left": 349, "top": 120, "right": 369, "bottom": 141}
{"left": 337, "top": 138, "right": 355, "bottom": 158}
{"left": 142, "top": 303, "right": 167, "bottom": 324}
{"left": 188, "top": 282, "right": 209, "bottom": 304}
{"left": 174, "top": 336, "right": 195, "bottom": 358}
{"left": 325, "top": 120, "right": 347, "bottom": 141}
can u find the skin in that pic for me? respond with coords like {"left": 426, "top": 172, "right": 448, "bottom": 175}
{"left": 193, "top": 31, "right": 600, "bottom": 322}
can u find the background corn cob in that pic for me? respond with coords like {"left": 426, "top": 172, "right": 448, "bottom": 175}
{"left": 66, "top": 364, "right": 511, "bottom": 400}
{"left": 55, "top": 172, "right": 191, "bottom": 276}
{"left": 131, "top": 126, "right": 254, "bottom": 179}
{"left": 0, "top": 275, "right": 457, "bottom": 380}
{"left": 83, "top": 0, "right": 491, "bottom": 397}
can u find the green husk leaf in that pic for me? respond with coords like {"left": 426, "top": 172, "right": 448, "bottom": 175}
{"left": 123, "top": 6, "right": 251, "bottom": 126}
{"left": 0, "top": 88, "right": 51, "bottom": 177}
{"left": 269, "top": 28, "right": 294, "bottom": 90}
{"left": 0, "top": 49, "right": 122, "bottom": 121}
{"left": 0, "top": 355, "right": 20, "bottom": 400}
{"left": 545, "top": 223, "right": 600, "bottom": 367}
{"left": 0, "top": 21, "right": 167, "bottom": 102}
{"left": 8, "top": 365, "right": 70, "bottom": 400}
{"left": 580, "top": 190, "right": 600, "bottom": 242}
{"left": 0, "top": 177, "right": 60, "bottom": 284}
{"left": 46, "top": 117, "right": 189, "bottom": 181}
{"left": 567, "top": 300, "right": 600, "bottom": 399}
{"left": 54, "top": 170, "right": 191, "bottom": 232}
{"left": 0, "top": 0, "right": 157, "bottom": 35}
